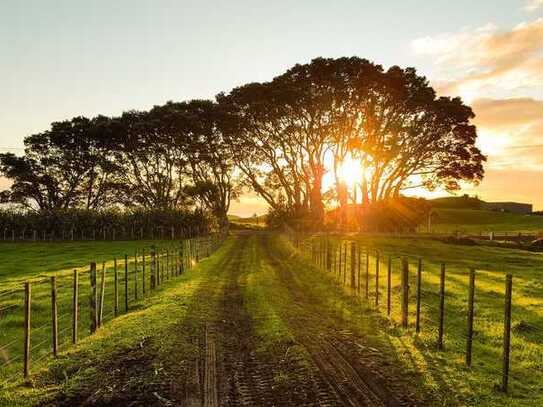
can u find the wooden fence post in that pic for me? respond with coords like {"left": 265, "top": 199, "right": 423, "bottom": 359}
{"left": 51, "top": 276, "right": 58, "bottom": 357}
{"left": 375, "top": 252, "right": 380, "bottom": 307}
{"left": 438, "top": 263, "right": 446, "bottom": 350}
{"left": 150, "top": 248, "right": 156, "bottom": 289}
{"left": 98, "top": 262, "right": 106, "bottom": 326}
{"left": 157, "top": 251, "right": 161, "bottom": 285}
{"left": 24, "top": 281, "right": 31, "bottom": 379}
{"left": 401, "top": 258, "right": 409, "bottom": 328}
{"left": 350, "top": 242, "right": 356, "bottom": 290}
{"left": 326, "top": 240, "right": 332, "bottom": 272}
{"left": 166, "top": 250, "right": 170, "bottom": 280}
{"left": 179, "top": 245, "right": 185, "bottom": 274}
{"left": 134, "top": 251, "right": 138, "bottom": 300}
{"left": 124, "top": 255, "right": 129, "bottom": 312}
{"left": 114, "top": 259, "right": 119, "bottom": 317}
{"left": 365, "top": 251, "right": 370, "bottom": 300}
{"left": 466, "top": 269, "right": 475, "bottom": 367}
{"left": 357, "top": 243, "right": 361, "bottom": 294}
{"left": 343, "top": 244, "right": 347, "bottom": 286}
{"left": 387, "top": 256, "right": 392, "bottom": 316}
{"left": 416, "top": 259, "right": 422, "bottom": 333}
{"left": 90, "top": 262, "right": 97, "bottom": 333}
{"left": 72, "top": 270, "right": 78, "bottom": 344}
{"left": 502, "top": 274, "right": 513, "bottom": 393}
{"left": 142, "top": 249, "right": 146, "bottom": 294}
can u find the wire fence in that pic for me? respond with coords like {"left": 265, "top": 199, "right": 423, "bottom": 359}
{"left": 285, "top": 231, "right": 543, "bottom": 399}
{"left": 1, "top": 225, "right": 210, "bottom": 242}
{"left": 0, "top": 228, "right": 228, "bottom": 383}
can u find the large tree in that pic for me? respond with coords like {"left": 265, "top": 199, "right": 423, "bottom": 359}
{"left": 182, "top": 100, "right": 240, "bottom": 225}
{"left": 220, "top": 57, "right": 485, "bottom": 224}
{"left": 0, "top": 116, "right": 119, "bottom": 210}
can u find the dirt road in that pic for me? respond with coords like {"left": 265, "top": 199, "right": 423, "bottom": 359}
{"left": 42, "top": 232, "right": 425, "bottom": 406}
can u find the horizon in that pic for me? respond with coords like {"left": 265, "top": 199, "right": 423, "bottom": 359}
{"left": 1, "top": 0, "right": 542, "bottom": 215}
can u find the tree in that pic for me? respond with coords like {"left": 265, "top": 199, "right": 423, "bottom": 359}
{"left": 220, "top": 57, "right": 485, "bottom": 227}
{"left": 0, "top": 116, "right": 120, "bottom": 210}
{"left": 105, "top": 108, "right": 188, "bottom": 210}
{"left": 182, "top": 100, "right": 240, "bottom": 225}
{"left": 348, "top": 66, "right": 485, "bottom": 204}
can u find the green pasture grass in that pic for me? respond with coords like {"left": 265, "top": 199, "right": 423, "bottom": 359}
{"left": 0, "top": 239, "right": 178, "bottom": 287}
{"left": 0, "top": 239, "right": 196, "bottom": 386}
{"left": 432, "top": 208, "right": 543, "bottom": 233}
{"left": 303, "top": 234, "right": 543, "bottom": 405}
{"left": 0, "top": 236, "right": 233, "bottom": 406}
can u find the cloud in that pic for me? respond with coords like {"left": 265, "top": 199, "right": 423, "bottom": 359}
{"left": 470, "top": 97, "right": 543, "bottom": 172}
{"left": 411, "top": 19, "right": 543, "bottom": 100}
{"left": 525, "top": 0, "right": 543, "bottom": 12}
{"left": 472, "top": 97, "right": 543, "bottom": 128}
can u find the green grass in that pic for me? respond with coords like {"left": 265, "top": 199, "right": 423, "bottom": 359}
{"left": 0, "top": 240, "right": 177, "bottom": 287}
{"left": 4, "top": 231, "right": 543, "bottom": 405}
{"left": 304, "top": 233, "right": 543, "bottom": 405}
{"left": 0, "top": 238, "right": 204, "bottom": 387}
{"left": 431, "top": 208, "right": 543, "bottom": 233}
{"left": 0, "top": 235, "right": 228, "bottom": 406}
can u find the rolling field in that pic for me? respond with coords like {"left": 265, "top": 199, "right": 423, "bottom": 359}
{"left": 2, "top": 228, "right": 543, "bottom": 406}
{"left": 0, "top": 239, "right": 196, "bottom": 385}
{"left": 2, "top": 232, "right": 428, "bottom": 406}
{"left": 306, "top": 233, "right": 543, "bottom": 405}
{"left": 431, "top": 208, "right": 543, "bottom": 234}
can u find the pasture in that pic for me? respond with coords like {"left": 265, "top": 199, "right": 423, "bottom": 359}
{"left": 304, "top": 232, "right": 543, "bottom": 405}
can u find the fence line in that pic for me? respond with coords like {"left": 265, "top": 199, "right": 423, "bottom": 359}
{"left": 0, "top": 228, "right": 228, "bottom": 382}
{"left": 0, "top": 225, "right": 211, "bottom": 242}
{"left": 288, "top": 231, "right": 524, "bottom": 395}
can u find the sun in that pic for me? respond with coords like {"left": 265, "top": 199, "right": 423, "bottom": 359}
{"left": 337, "top": 155, "right": 363, "bottom": 189}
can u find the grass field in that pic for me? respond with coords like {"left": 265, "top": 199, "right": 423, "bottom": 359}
{"left": 431, "top": 208, "right": 543, "bottom": 234}
{"left": 304, "top": 233, "right": 543, "bottom": 405}
{"left": 2, "top": 230, "right": 543, "bottom": 405}
{"left": 1, "top": 233, "right": 429, "bottom": 406}
{"left": 0, "top": 240, "right": 175, "bottom": 287}
{"left": 0, "top": 238, "right": 203, "bottom": 385}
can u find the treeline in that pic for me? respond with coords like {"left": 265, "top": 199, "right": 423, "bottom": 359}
{"left": 0, "top": 100, "right": 236, "bottom": 225}
{"left": 0, "top": 208, "right": 210, "bottom": 241}
{"left": 0, "top": 57, "right": 486, "bottom": 231}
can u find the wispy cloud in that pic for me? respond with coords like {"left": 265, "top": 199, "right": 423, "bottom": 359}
{"left": 525, "top": 0, "right": 543, "bottom": 12}
{"left": 411, "top": 19, "right": 543, "bottom": 101}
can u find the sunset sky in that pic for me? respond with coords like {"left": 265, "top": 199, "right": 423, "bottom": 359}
{"left": 1, "top": 0, "right": 542, "bottom": 215}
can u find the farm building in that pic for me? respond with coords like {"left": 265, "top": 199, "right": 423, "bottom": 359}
{"left": 481, "top": 201, "right": 533, "bottom": 214}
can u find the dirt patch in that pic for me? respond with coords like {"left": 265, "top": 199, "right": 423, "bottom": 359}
{"left": 38, "top": 337, "right": 165, "bottom": 407}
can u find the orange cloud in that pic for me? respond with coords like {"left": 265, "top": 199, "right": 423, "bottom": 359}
{"left": 472, "top": 97, "right": 543, "bottom": 128}
{"left": 470, "top": 97, "right": 543, "bottom": 172}
{"left": 412, "top": 19, "right": 543, "bottom": 100}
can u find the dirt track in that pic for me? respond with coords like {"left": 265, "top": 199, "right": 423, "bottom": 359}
{"left": 46, "top": 232, "right": 424, "bottom": 406}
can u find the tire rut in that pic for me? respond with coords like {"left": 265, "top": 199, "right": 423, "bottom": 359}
{"left": 213, "top": 233, "right": 281, "bottom": 406}
{"left": 261, "top": 233, "right": 420, "bottom": 407}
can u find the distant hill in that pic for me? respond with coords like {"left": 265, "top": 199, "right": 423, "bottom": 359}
{"left": 430, "top": 195, "right": 483, "bottom": 209}
{"left": 431, "top": 208, "right": 543, "bottom": 233}
{"left": 430, "top": 195, "right": 532, "bottom": 215}
{"left": 228, "top": 214, "right": 267, "bottom": 228}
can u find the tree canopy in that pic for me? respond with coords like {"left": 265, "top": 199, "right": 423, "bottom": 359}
{"left": 0, "top": 57, "right": 485, "bottom": 230}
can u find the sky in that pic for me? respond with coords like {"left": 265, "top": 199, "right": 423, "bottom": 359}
{"left": 1, "top": 0, "right": 542, "bottom": 216}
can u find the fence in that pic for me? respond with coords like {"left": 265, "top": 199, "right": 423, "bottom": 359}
{"left": 0, "top": 229, "right": 227, "bottom": 383}
{"left": 286, "top": 232, "right": 543, "bottom": 397}
{"left": 0, "top": 225, "right": 210, "bottom": 242}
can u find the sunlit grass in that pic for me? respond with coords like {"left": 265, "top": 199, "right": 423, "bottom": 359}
{"left": 301, "top": 234, "right": 543, "bottom": 405}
